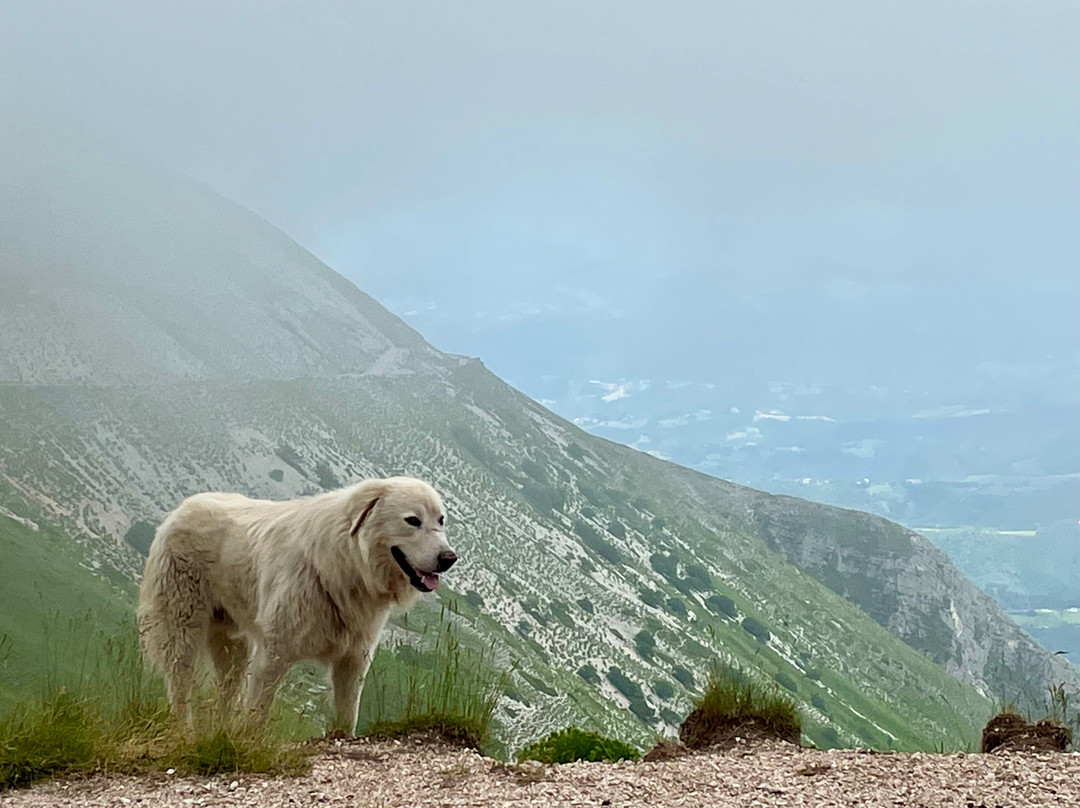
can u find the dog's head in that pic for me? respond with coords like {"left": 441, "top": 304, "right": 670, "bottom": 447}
{"left": 346, "top": 476, "right": 456, "bottom": 599}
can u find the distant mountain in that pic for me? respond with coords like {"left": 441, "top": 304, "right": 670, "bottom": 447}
{"left": 0, "top": 137, "right": 432, "bottom": 385}
{"left": 923, "top": 523, "right": 1080, "bottom": 665}
{"left": 1, "top": 140, "right": 1074, "bottom": 752}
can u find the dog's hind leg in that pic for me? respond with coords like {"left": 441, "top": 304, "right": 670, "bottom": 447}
{"left": 137, "top": 552, "right": 212, "bottom": 730}
{"left": 207, "top": 611, "right": 248, "bottom": 715}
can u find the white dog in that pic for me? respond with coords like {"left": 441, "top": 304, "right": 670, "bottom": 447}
{"left": 136, "top": 476, "right": 456, "bottom": 732}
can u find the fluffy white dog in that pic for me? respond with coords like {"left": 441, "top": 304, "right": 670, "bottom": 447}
{"left": 137, "top": 476, "right": 456, "bottom": 732}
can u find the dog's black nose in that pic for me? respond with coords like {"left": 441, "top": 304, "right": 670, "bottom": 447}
{"left": 435, "top": 551, "right": 458, "bottom": 572}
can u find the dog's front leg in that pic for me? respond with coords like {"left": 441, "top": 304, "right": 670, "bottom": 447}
{"left": 330, "top": 648, "right": 374, "bottom": 735}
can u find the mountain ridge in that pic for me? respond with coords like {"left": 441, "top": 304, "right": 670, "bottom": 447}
{"left": 1, "top": 146, "right": 1074, "bottom": 752}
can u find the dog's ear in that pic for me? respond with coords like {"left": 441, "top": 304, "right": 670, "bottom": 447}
{"left": 348, "top": 479, "right": 387, "bottom": 538}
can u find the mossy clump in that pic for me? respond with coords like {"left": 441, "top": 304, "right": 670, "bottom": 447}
{"left": 517, "top": 726, "right": 640, "bottom": 763}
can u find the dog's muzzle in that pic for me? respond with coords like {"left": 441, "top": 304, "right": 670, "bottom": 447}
{"left": 391, "top": 546, "right": 457, "bottom": 592}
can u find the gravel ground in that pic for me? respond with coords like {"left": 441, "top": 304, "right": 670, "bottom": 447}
{"left": 4, "top": 737, "right": 1080, "bottom": 807}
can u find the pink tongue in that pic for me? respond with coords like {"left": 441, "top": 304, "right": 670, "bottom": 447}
{"left": 422, "top": 572, "right": 440, "bottom": 591}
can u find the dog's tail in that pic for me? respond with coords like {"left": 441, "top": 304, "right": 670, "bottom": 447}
{"left": 136, "top": 502, "right": 215, "bottom": 724}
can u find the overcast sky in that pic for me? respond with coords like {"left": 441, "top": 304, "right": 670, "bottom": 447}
{"left": 3, "top": 0, "right": 1077, "bottom": 396}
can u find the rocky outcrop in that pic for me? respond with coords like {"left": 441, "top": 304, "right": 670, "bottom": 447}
{"left": 740, "top": 492, "right": 1080, "bottom": 706}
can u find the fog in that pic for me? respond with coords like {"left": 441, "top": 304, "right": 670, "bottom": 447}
{"left": 3, "top": 0, "right": 1077, "bottom": 400}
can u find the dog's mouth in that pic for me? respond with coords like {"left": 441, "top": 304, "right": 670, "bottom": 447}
{"left": 391, "top": 546, "right": 440, "bottom": 592}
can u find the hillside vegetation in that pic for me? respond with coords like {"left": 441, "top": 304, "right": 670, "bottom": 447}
{"left": 0, "top": 509, "right": 131, "bottom": 708}
{"left": 2, "top": 146, "right": 1074, "bottom": 753}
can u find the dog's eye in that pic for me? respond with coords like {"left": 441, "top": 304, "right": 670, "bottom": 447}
{"left": 404, "top": 516, "right": 422, "bottom": 528}
{"left": 438, "top": 514, "right": 445, "bottom": 526}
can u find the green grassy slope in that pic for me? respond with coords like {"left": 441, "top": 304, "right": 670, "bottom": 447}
{"left": 0, "top": 376, "right": 998, "bottom": 751}
{"left": 0, "top": 504, "right": 133, "bottom": 706}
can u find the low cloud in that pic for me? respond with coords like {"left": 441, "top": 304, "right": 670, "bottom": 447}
{"left": 589, "top": 378, "right": 651, "bottom": 403}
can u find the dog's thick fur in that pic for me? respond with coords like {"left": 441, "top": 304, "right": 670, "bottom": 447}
{"left": 136, "top": 476, "right": 455, "bottom": 732}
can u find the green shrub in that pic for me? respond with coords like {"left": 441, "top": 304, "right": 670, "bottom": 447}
{"left": 654, "top": 680, "right": 675, "bottom": 700}
{"left": 517, "top": 726, "right": 639, "bottom": 763}
{"left": 501, "top": 683, "right": 529, "bottom": 707}
{"left": 523, "top": 598, "right": 549, "bottom": 627}
{"left": 673, "top": 666, "right": 695, "bottom": 689}
{"left": 576, "top": 598, "right": 594, "bottom": 614}
{"left": 576, "top": 665, "right": 600, "bottom": 685}
{"left": 576, "top": 521, "right": 622, "bottom": 564}
{"left": 627, "top": 698, "right": 656, "bottom": 724}
{"left": 705, "top": 594, "right": 738, "bottom": 618}
{"left": 606, "top": 668, "right": 644, "bottom": 702}
{"left": 773, "top": 671, "right": 799, "bottom": 693}
{"left": 683, "top": 563, "right": 712, "bottom": 591}
{"left": 666, "top": 597, "right": 687, "bottom": 617}
{"left": 649, "top": 552, "right": 679, "bottom": 582}
{"left": 521, "top": 482, "right": 566, "bottom": 513}
{"left": 274, "top": 444, "right": 305, "bottom": 476}
{"left": 639, "top": 587, "right": 664, "bottom": 609}
{"left": 315, "top": 461, "right": 340, "bottom": 490}
{"left": 741, "top": 616, "right": 771, "bottom": 643}
{"left": 634, "top": 630, "right": 656, "bottom": 661}
{"left": 548, "top": 600, "right": 575, "bottom": 629}
{"left": 450, "top": 425, "right": 489, "bottom": 465}
{"left": 818, "top": 725, "right": 841, "bottom": 748}
{"left": 182, "top": 725, "right": 306, "bottom": 776}
{"left": 660, "top": 707, "right": 682, "bottom": 726}
{"left": 122, "top": 521, "right": 157, "bottom": 557}
{"left": 521, "top": 459, "right": 548, "bottom": 483}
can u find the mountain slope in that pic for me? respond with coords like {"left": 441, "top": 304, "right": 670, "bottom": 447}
{"left": 0, "top": 375, "right": 993, "bottom": 750}
{"left": 0, "top": 502, "right": 133, "bottom": 707}
{"left": 1, "top": 144, "right": 1073, "bottom": 751}
{"left": 0, "top": 134, "right": 434, "bottom": 384}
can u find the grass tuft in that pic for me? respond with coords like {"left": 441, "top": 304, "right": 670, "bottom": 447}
{"left": 182, "top": 726, "right": 309, "bottom": 776}
{"left": 363, "top": 714, "right": 488, "bottom": 750}
{"left": 0, "top": 615, "right": 315, "bottom": 791}
{"left": 517, "top": 726, "right": 640, "bottom": 763}
{"left": 680, "top": 663, "right": 801, "bottom": 749}
{"left": 357, "top": 607, "right": 504, "bottom": 755}
{"left": 0, "top": 690, "right": 96, "bottom": 789}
